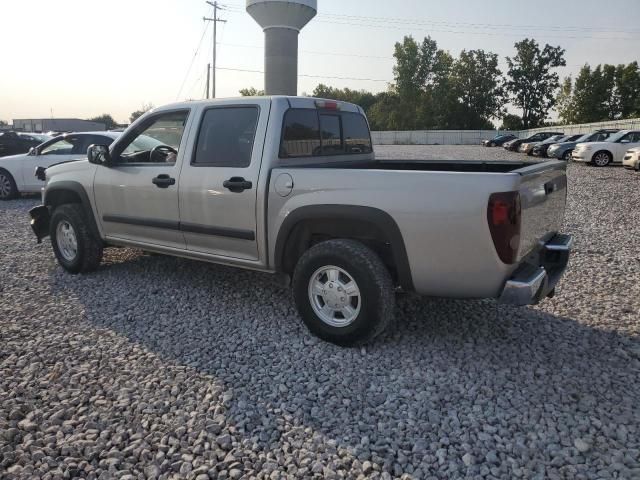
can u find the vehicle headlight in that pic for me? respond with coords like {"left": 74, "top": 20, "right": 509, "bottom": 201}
{"left": 584, "top": 146, "right": 592, "bottom": 151}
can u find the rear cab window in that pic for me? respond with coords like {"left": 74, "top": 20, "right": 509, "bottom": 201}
{"left": 280, "top": 108, "right": 372, "bottom": 159}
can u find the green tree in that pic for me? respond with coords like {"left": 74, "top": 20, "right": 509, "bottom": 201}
{"left": 87, "top": 114, "right": 118, "bottom": 130}
{"left": 389, "top": 36, "right": 460, "bottom": 130}
{"left": 312, "top": 84, "right": 378, "bottom": 112}
{"left": 556, "top": 76, "right": 577, "bottom": 124}
{"left": 129, "top": 103, "right": 154, "bottom": 123}
{"left": 451, "top": 49, "right": 504, "bottom": 129}
{"left": 506, "top": 39, "right": 566, "bottom": 129}
{"left": 615, "top": 62, "right": 640, "bottom": 119}
{"left": 499, "top": 114, "right": 524, "bottom": 131}
{"left": 239, "top": 87, "right": 265, "bottom": 96}
{"left": 566, "top": 62, "right": 640, "bottom": 123}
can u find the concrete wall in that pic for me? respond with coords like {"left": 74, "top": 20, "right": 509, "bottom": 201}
{"left": 372, "top": 118, "right": 640, "bottom": 145}
{"left": 371, "top": 130, "right": 516, "bottom": 145}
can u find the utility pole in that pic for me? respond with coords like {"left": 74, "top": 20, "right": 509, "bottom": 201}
{"left": 203, "top": 1, "right": 226, "bottom": 99}
{"left": 206, "top": 63, "right": 211, "bottom": 99}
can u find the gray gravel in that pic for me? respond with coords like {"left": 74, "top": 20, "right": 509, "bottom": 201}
{"left": 1, "top": 147, "right": 640, "bottom": 479}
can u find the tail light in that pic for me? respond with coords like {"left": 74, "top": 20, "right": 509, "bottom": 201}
{"left": 487, "top": 191, "right": 521, "bottom": 264}
{"left": 315, "top": 100, "right": 340, "bottom": 110}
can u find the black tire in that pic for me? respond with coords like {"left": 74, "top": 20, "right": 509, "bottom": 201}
{"left": 562, "top": 150, "right": 573, "bottom": 161}
{"left": 591, "top": 151, "right": 612, "bottom": 167}
{"left": 50, "top": 204, "right": 103, "bottom": 274}
{"left": 0, "top": 168, "right": 18, "bottom": 200}
{"left": 292, "top": 239, "right": 395, "bottom": 346}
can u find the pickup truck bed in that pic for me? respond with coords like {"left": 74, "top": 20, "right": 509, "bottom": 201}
{"left": 268, "top": 158, "right": 567, "bottom": 300}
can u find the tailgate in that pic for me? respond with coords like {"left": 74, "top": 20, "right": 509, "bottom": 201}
{"left": 515, "top": 161, "right": 568, "bottom": 260}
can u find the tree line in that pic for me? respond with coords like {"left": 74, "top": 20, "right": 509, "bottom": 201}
{"left": 242, "top": 36, "right": 640, "bottom": 131}
{"left": 556, "top": 62, "right": 640, "bottom": 125}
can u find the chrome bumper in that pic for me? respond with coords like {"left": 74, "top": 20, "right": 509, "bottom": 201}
{"left": 499, "top": 234, "right": 573, "bottom": 306}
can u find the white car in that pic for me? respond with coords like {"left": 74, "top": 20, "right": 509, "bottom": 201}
{"left": 623, "top": 147, "right": 640, "bottom": 171}
{"left": 572, "top": 130, "right": 640, "bottom": 167}
{"left": 0, "top": 132, "right": 119, "bottom": 200}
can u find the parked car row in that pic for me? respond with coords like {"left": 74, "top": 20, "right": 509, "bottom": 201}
{"left": 483, "top": 128, "right": 640, "bottom": 168}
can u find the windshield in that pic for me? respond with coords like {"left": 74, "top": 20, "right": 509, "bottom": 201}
{"left": 542, "top": 135, "right": 565, "bottom": 144}
{"left": 123, "top": 135, "right": 164, "bottom": 155}
{"left": 605, "top": 131, "right": 628, "bottom": 143}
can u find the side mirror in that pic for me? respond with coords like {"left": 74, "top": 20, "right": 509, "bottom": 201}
{"left": 620, "top": 139, "right": 630, "bottom": 144}
{"left": 28, "top": 147, "right": 36, "bottom": 156}
{"left": 87, "top": 144, "right": 112, "bottom": 166}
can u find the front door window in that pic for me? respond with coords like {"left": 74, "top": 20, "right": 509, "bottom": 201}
{"left": 115, "top": 111, "right": 189, "bottom": 165}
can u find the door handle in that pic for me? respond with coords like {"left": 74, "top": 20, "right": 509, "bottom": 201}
{"left": 223, "top": 177, "right": 253, "bottom": 193}
{"left": 152, "top": 174, "right": 176, "bottom": 189}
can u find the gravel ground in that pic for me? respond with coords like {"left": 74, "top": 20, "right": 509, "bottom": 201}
{"left": 1, "top": 148, "right": 639, "bottom": 480}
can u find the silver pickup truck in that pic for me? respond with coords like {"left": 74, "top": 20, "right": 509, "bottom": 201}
{"left": 30, "top": 96, "right": 572, "bottom": 346}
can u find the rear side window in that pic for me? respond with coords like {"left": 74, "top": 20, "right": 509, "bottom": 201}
{"left": 280, "top": 109, "right": 372, "bottom": 158}
{"left": 281, "top": 109, "right": 321, "bottom": 158}
{"left": 343, "top": 112, "right": 373, "bottom": 154}
{"left": 193, "top": 106, "right": 259, "bottom": 167}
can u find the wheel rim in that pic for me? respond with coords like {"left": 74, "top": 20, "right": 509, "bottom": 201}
{"left": 308, "top": 265, "right": 361, "bottom": 328}
{"left": 564, "top": 151, "right": 572, "bottom": 161}
{"left": 0, "top": 174, "right": 11, "bottom": 197}
{"left": 594, "top": 153, "right": 610, "bottom": 166}
{"left": 56, "top": 220, "right": 78, "bottom": 261}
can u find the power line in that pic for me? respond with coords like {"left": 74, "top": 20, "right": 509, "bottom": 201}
{"left": 216, "top": 66, "right": 391, "bottom": 82}
{"left": 176, "top": 10, "right": 213, "bottom": 100}
{"left": 309, "top": 18, "right": 640, "bottom": 42}
{"left": 222, "top": 3, "right": 640, "bottom": 36}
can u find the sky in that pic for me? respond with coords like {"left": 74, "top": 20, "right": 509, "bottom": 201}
{"left": 1, "top": 0, "right": 639, "bottom": 124}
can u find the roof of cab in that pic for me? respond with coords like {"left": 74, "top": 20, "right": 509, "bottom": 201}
{"left": 154, "top": 96, "right": 364, "bottom": 115}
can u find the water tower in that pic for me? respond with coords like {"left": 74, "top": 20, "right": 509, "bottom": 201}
{"left": 246, "top": 0, "right": 317, "bottom": 95}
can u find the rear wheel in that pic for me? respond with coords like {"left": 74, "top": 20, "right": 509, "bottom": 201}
{"left": 292, "top": 239, "right": 395, "bottom": 346}
{"left": 592, "top": 151, "right": 612, "bottom": 167}
{"left": 50, "top": 204, "right": 103, "bottom": 274}
{"left": 0, "top": 169, "right": 18, "bottom": 200}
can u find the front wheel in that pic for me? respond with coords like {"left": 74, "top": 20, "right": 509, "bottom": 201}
{"left": 50, "top": 204, "right": 103, "bottom": 274}
{"left": 562, "top": 150, "right": 573, "bottom": 161}
{"left": 0, "top": 169, "right": 18, "bottom": 200}
{"left": 292, "top": 239, "right": 395, "bottom": 346}
{"left": 592, "top": 151, "right": 612, "bottom": 167}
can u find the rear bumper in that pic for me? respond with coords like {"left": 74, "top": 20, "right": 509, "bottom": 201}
{"left": 29, "top": 205, "right": 50, "bottom": 244}
{"left": 499, "top": 233, "right": 573, "bottom": 306}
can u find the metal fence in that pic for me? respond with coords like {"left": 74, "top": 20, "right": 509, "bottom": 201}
{"left": 372, "top": 117, "right": 640, "bottom": 145}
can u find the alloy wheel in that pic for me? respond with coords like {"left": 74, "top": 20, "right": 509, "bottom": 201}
{"left": 308, "top": 265, "right": 361, "bottom": 327}
{"left": 0, "top": 174, "right": 12, "bottom": 198}
{"left": 56, "top": 221, "right": 78, "bottom": 261}
{"left": 593, "top": 152, "right": 611, "bottom": 167}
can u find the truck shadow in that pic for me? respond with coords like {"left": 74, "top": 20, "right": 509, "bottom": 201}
{"left": 52, "top": 249, "right": 640, "bottom": 472}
